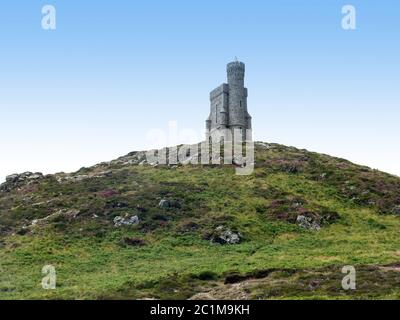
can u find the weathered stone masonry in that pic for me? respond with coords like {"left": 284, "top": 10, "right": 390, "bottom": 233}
{"left": 206, "top": 61, "right": 252, "bottom": 140}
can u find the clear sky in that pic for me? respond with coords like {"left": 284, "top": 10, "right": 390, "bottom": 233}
{"left": 0, "top": 0, "right": 399, "bottom": 182}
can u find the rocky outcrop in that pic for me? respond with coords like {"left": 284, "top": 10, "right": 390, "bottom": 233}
{"left": 0, "top": 172, "right": 44, "bottom": 192}
{"left": 112, "top": 151, "right": 148, "bottom": 166}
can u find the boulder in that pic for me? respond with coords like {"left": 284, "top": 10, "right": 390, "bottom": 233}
{"left": 159, "top": 199, "right": 181, "bottom": 209}
{"left": 296, "top": 215, "right": 321, "bottom": 231}
{"left": 5, "top": 174, "right": 20, "bottom": 183}
{"left": 212, "top": 226, "right": 242, "bottom": 245}
{"left": 113, "top": 215, "right": 140, "bottom": 227}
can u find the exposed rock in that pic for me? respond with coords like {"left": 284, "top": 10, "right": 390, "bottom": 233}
{"left": 32, "top": 199, "right": 55, "bottom": 207}
{"left": 0, "top": 172, "right": 44, "bottom": 192}
{"left": 255, "top": 142, "right": 271, "bottom": 150}
{"left": 17, "top": 209, "right": 81, "bottom": 234}
{"left": 11, "top": 172, "right": 43, "bottom": 182}
{"left": 65, "top": 209, "right": 81, "bottom": 219}
{"left": 56, "top": 171, "right": 112, "bottom": 183}
{"left": 113, "top": 214, "right": 140, "bottom": 227}
{"left": 5, "top": 174, "right": 19, "bottom": 182}
{"left": 296, "top": 215, "right": 321, "bottom": 231}
{"left": 112, "top": 151, "right": 148, "bottom": 166}
{"left": 189, "top": 293, "right": 216, "bottom": 300}
{"left": 268, "top": 197, "right": 339, "bottom": 228}
{"left": 159, "top": 199, "right": 181, "bottom": 209}
{"left": 211, "top": 226, "right": 242, "bottom": 245}
{"left": 391, "top": 205, "right": 400, "bottom": 215}
{"left": 113, "top": 145, "right": 204, "bottom": 166}
{"left": 30, "top": 209, "right": 81, "bottom": 227}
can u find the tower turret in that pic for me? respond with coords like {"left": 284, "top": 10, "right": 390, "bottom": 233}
{"left": 227, "top": 61, "right": 247, "bottom": 129}
{"left": 227, "top": 61, "right": 245, "bottom": 88}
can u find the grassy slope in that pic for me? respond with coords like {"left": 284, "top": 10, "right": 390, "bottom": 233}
{"left": 0, "top": 142, "right": 400, "bottom": 299}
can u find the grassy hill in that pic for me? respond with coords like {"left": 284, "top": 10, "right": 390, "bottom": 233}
{"left": 1, "top": 142, "right": 400, "bottom": 299}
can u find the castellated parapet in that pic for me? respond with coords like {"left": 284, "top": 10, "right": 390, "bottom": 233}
{"left": 206, "top": 61, "right": 252, "bottom": 141}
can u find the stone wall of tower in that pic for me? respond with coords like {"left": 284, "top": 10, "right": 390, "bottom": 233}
{"left": 207, "top": 84, "right": 229, "bottom": 132}
{"left": 206, "top": 61, "right": 252, "bottom": 140}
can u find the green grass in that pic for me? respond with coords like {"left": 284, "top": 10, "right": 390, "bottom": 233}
{"left": 1, "top": 142, "right": 400, "bottom": 299}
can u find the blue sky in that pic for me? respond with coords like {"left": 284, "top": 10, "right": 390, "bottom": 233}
{"left": 0, "top": 0, "right": 399, "bottom": 182}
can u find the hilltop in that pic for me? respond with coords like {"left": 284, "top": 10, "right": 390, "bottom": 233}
{"left": 1, "top": 142, "right": 400, "bottom": 299}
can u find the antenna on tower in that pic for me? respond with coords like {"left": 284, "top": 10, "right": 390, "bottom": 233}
{"left": 234, "top": 56, "right": 238, "bottom": 62}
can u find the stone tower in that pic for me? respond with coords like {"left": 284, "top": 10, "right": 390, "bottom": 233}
{"left": 206, "top": 61, "right": 252, "bottom": 141}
